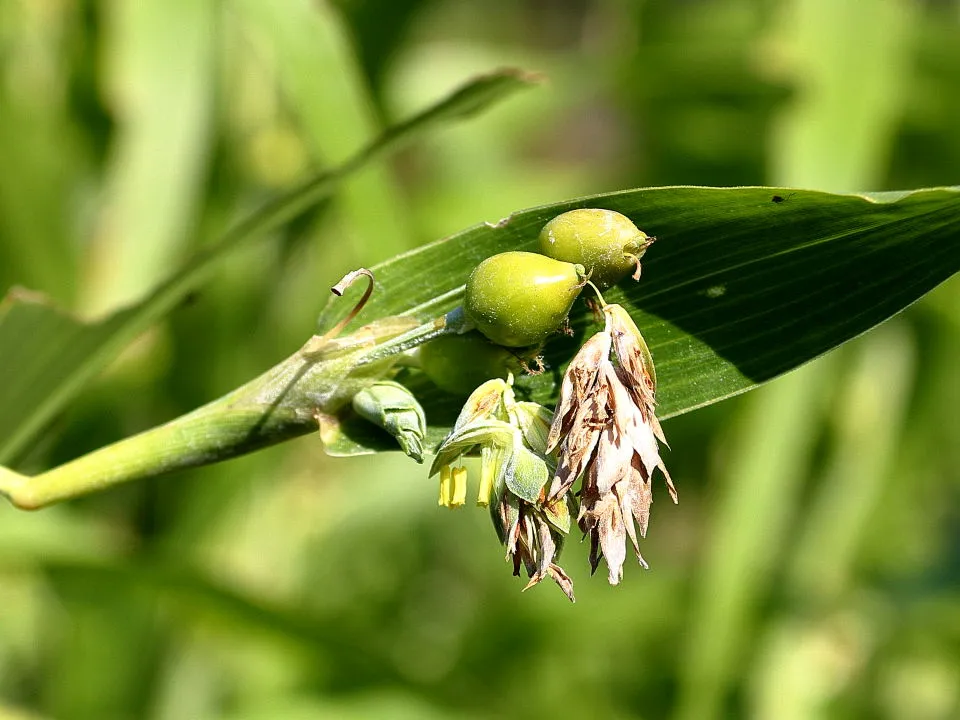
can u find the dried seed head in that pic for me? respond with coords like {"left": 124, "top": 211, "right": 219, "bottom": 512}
{"left": 548, "top": 303, "right": 676, "bottom": 583}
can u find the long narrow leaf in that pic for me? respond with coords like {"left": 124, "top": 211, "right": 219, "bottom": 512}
{"left": 319, "top": 185, "right": 960, "bottom": 454}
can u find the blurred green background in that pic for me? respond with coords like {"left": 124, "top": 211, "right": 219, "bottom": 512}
{"left": 2, "top": 0, "right": 959, "bottom": 718}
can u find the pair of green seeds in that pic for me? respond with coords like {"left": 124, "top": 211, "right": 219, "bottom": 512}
{"left": 421, "top": 208, "right": 653, "bottom": 393}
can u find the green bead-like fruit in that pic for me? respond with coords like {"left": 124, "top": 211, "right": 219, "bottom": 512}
{"left": 464, "top": 251, "right": 584, "bottom": 348}
{"left": 420, "top": 332, "right": 519, "bottom": 395}
{"left": 538, "top": 208, "right": 651, "bottom": 289}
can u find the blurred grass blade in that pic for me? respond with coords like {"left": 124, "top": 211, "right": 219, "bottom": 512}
{"left": 234, "top": 0, "right": 411, "bottom": 258}
{"left": 0, "top": 28, "right": 81, "bottom": 305}
{"left": 0, "top": 69, "right": 540, "bottom": 465}
{"left": 317, "top": 185, "right": 960, "bottom": 454}
{"left": 769, "top": 0, "right": 916, "bottom": 192}
{"left": 81, "top": 0, "right": 216, "bottom": 315}
{"left": 673, "top": 361, "right": 828, "bottom": 720}
{"left": 746, "top": 323, "right": 915, "bottom": 718}
{"left": 787, "top": 322, "right": 915, "bottom": 599}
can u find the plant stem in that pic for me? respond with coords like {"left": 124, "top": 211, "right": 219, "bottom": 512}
{"left": 5, "top": 355, "right": 318, "bottom": 510}
{"left": 1, "top": 313, "right": 464, "bottom": 510}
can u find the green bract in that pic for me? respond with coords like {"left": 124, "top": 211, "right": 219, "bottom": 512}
{"left": 464, "top": 251, "right": 584, "bottom": 348}
{"left": 419, "top": 332, "right": 519, "bottom": 395}
{"left": 351, "top": 380, "right": 427, "bottom": 463}
{"left": 538, "top": 208, "right": 651, "bottom": 289}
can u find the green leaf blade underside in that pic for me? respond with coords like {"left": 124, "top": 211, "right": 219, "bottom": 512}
{"left": 320, "top": 185, "right": 960, "bottom": 455}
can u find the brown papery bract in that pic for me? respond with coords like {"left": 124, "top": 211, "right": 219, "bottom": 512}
{"left": 547, "top": 304, "right": 676, "bottom": 584}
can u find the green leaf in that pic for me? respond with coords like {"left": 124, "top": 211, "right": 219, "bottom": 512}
{"left": 319, "top": 185, "right": 960, "bottom": 455}
{"left": 0, "top": 69, "right": 538, "bottom": 466}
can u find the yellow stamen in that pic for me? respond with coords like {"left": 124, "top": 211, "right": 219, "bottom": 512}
{"left": 477, "top": 448, "right": 495, "bottom": 507}
{"left": 438, "top": 465, "right": 452, "bottom": 507}
{"left": 451, "top": 466, "right": 467, "bottom": 507}
{"left": 439, "top": 465, "right": 467, "bottom": 508}
{"left": 477, "top": 463, "right": 493, "bottom": 507}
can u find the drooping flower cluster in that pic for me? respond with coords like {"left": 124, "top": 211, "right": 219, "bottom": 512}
{"left": 427, "top": 301, "right": 673, "bottom": 597}
{"left": 430, "top": 377, "right": 575, "bottom": 601}
{"left": 316, "top": 263, "right": 674, "bottom": 599}
{"left": 547, "top": 303, "right": 676, "bottom": 584}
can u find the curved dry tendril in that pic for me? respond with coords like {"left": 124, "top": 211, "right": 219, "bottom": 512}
{"left": 320, "top": 268, "right": 375, "bottom": 342}
{"left": 627, "top": 235, "right": 655, "bottom": 281}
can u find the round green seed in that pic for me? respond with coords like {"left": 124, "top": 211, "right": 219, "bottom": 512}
{"left": 464, "top": 251, "right": 584, "bottom": 348}
{"left": 420, "top": 332, "right": 519, "bottom": 395}
{"left": 538, "top": 208, "right": 651, "bottom": 289}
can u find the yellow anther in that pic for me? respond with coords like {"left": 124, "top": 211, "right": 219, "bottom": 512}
{"left": 451, "top": 466, "right": 467, "bottom": 507}
{"left": 476, "top": 449, "right": 495, "bottom": 507}
{"left": 438, "top": 465, "right": 452, "bottom": 507}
